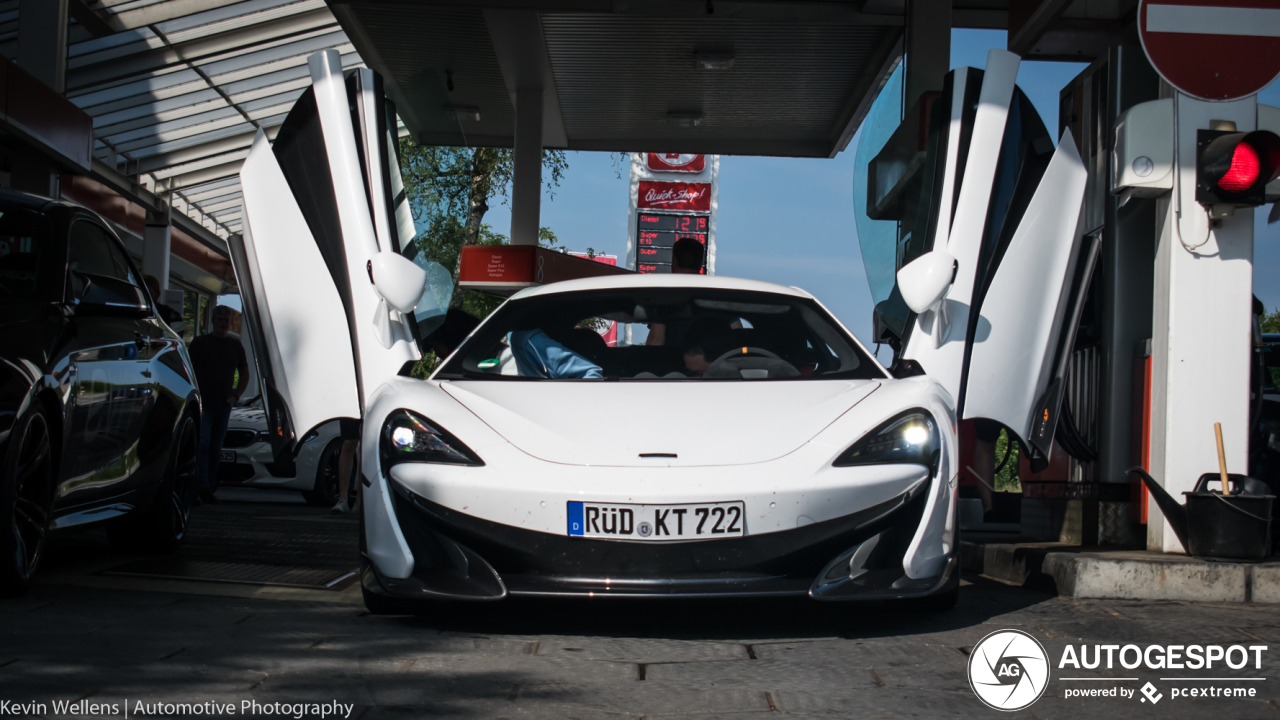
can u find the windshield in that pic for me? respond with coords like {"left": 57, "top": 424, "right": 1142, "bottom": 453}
{"left": 436, "top": 287, "right": 884, "bottom": 381}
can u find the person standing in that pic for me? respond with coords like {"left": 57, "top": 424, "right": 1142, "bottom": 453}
{"left": 646, "top": 238, "right": 705, "bottom": 347}
{"left": 190, "top": 305, "right": 250, "bottom": 503}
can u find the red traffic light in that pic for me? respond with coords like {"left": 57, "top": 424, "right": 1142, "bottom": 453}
{"left": 1197, "top": 130, "right": 1280, "bottom": 206}
{"left": 1218, "top": 142, "right": 1261, "bottom": 193}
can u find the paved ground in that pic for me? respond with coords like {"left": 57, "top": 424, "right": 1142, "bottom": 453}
{"left": 1, "top": 489, "right": 1277, "bottom": 719}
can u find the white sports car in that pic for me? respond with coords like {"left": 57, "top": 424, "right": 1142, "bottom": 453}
{"left": 232, "top": 50, "right": 1090, "bottom": 612}
{"left": 361, "top": 274, "right": 960, "bottom": 605}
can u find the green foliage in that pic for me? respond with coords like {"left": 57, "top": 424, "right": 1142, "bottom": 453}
{"left": 1262, "top": 307, "right": 1280, "bottom": 334}
{"left": 409, "top": 351, "right": 439, "bottom": 380}
{"left": 994, "top": 430, "right": 1021, "bottom": 493}
{"left": 396, "top": 141, "right": 570, "bottom": 320}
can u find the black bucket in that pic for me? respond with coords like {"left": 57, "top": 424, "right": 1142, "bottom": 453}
{"left": 1184, "top": 474, "right": 1274, "bottom": 561}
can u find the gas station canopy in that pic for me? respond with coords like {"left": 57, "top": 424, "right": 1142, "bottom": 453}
{"left": 328, "top": 0, "right": 1141, "bottom": 159}
{"left": 40, "top": 0, "right": 1144, "bottom": 239}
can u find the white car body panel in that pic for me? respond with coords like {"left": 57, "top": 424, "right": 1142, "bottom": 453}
{"left": 308, "top": 55, "right": 419, "bottom": 397}
{"left": 440, "top": 381, "right": 881, "bottom": 467}
{"left": 962, "top": 134, "right": 1089, "bottom": 440}
{"left": 222, "top": 405, "right": 341, "bottom": 493}
{"left": 239, "top": 131, "right": 361, "bottom": 436}
{"left": 903, "top": 49, "right": 1020, "bottom": 402}
{"left": 928, "top": 69, "right": 971, "bottom": 254}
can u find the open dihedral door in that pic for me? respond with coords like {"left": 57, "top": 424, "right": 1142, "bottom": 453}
{"left": 231, "top": 50, "right": 429, "bottom": 462}
{"left": 867, "top": 49, "right": 1094, "bottom": 471}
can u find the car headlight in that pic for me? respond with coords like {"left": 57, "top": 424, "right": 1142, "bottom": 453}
{"left": 833, "top": 409, "right": 940, "bottom": 471}
{"left": 380, "top": 409, "right": 484, "bottom": 469}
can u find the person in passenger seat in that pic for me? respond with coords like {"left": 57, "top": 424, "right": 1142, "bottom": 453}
{"left": 508, "top": 329, "right": 603, "bottom": 379}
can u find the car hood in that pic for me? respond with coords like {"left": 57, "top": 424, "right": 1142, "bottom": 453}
{"left": 440, "top": 380, "right": 880, "bottom": 467}
{"left": 228, "top": 403, "right": 266, "bottom": 429}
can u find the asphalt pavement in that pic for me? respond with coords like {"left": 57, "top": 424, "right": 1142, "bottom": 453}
{"left": 1, "top": 488, "right": 1277, "bottom": 719}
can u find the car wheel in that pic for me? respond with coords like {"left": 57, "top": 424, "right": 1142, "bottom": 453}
{"left": 0, "top": 405, "right": 54, "bottom": 597}
{"left": 108, "top": 414, "right": 198, "bottom": 554}
{"left": 303, "top": 438, "right": 343, "bottom": 507}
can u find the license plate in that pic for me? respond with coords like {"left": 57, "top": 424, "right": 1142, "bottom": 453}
{"left": 567, "top": 501, "right": 745, "bottom": 540}
{"left": 220, "top": 450, "right": 236, "bottom": 463}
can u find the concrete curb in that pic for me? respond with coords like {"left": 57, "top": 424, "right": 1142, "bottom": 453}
{"left": 961, "top": 541, "right": 1280, "bottom": 603}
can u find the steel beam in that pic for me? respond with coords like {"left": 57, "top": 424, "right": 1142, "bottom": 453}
{"left": 1007, "top": 0, "right": 1075, "bottom": 57}
{"left": 160, "top": 159, "right": 246, "bottom": 191}
{"left": 66, "top": 8, "right": 337, "bottom": 91}
{"left": 332, "top": 0, "right": 904, "bottom": 24}
{"left": 828, "top": 30, "right": 903, "bottom": 158}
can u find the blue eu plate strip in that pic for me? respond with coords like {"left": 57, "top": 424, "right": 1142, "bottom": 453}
{"left": 567, "top": 501, "right": 584, "bottom": 536}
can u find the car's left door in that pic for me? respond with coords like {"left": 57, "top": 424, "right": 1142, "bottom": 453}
{"left": 866, "top": 51, "right": 1095, "bottom": 471}
{"left": 231, "top": 50, "right": 450, "bottom": 464}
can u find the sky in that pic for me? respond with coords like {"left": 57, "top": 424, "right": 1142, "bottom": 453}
{"left": 479, "top": 28, "right": 1280, "bottom": 348}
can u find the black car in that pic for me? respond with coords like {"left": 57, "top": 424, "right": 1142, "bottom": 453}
{"left": 0, "top": 188, "right": 201, "bottom": 596}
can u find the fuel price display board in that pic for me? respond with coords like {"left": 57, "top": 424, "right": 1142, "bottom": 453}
{"left": 627, "top": 153, "right": 718, "bottom": 277}
{"left": 636, "top": 213, "right": 708, "bottom": 274}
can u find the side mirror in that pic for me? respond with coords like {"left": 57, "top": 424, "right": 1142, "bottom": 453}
{"left": 370, "top": 251, "right": 428, "bottom": 314}
{"left": 896, "top": 251, "right": 957, "bottom": 314}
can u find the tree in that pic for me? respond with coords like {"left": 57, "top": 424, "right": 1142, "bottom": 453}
{"left": 1262, "top": 307, "right": 1280, "bottom": 334}
{"left": 397, "top": 143, "right": 569, "bottom": 315}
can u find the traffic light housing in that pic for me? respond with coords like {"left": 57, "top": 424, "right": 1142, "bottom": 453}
{"left": 1195, "top": 130, "right": 1280, "bottom": 207}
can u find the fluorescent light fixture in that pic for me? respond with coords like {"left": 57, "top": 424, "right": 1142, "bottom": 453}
{"left": 443, "top": 105, "right": 481, "bottom": 122}
{"left": 666, "top": 112, "right": 703, "bottom": 127}
{"left": 694, "top": 52, "right": 735, "bottom": 70}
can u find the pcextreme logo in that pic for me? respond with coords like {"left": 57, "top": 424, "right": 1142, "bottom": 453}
{"left": 967, "top": 629, "right": 1051, "bottom": 711}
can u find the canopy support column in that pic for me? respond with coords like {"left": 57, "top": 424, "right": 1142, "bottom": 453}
{"left": 144, "top": 203, "right": 173, "bottom": 292}
{"left": 904, "top": 0, "right": 950, "bottom": 109}
{"left": 510, "top": 87, "right": 544, "bottom": 246}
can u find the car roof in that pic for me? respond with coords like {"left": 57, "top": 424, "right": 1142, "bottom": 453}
{"left": 0, "top": 187, "right": 61, "bottom": 213}
{"left": 509, "top": 273, "right": 815, "bottom": 301}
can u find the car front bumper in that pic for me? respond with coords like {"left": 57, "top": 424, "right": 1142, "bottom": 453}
{"left": 361, "top": 475, "right": 957, "bottom": 602}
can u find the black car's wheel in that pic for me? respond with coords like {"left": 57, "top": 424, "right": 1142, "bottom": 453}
{"left": 303, "top": 438, "right": 343, "bottom": 507}
{"left": 108, "top": 414, "right": 198, "bottom": 554}
{"left": 0, "top": 405, "right": 54, "bottom": 597}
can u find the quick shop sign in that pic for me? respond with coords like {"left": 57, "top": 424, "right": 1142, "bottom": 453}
{"left": 967, "top": 629, "right": 1270, "bottom": 710}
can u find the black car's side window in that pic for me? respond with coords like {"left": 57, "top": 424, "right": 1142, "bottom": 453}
{"left": 67, "top": 220, "right": 146, "bottom": 309}
{"left": 0, "top": 207, "right": 47, "bottom": 299}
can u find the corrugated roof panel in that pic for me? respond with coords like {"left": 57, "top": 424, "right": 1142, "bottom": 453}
{"left": 541, "top": 13, "right": 886, "bottom": 153}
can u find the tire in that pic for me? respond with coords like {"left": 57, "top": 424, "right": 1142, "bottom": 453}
{"left": 303, "top": 438, "right": 343, "bottom": 507}
{"left": 0, "top": 405, "right": 54, "bottom": 597}
{"left": 108, "top": 414, "right": 198, "bottom": 554}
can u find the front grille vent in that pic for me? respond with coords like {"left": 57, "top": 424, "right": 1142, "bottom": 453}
{"left": 222, "top": 429, "right": 259, "bottom": 448}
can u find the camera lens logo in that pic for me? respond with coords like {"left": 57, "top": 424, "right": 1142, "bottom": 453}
{"left": 968, "top": 629, "right": 1050, "bottom": 711}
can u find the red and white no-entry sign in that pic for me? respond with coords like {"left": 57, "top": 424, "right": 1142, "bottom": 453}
{"left": 1139, "top": 0, "right": 1280, "bottom": 101}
